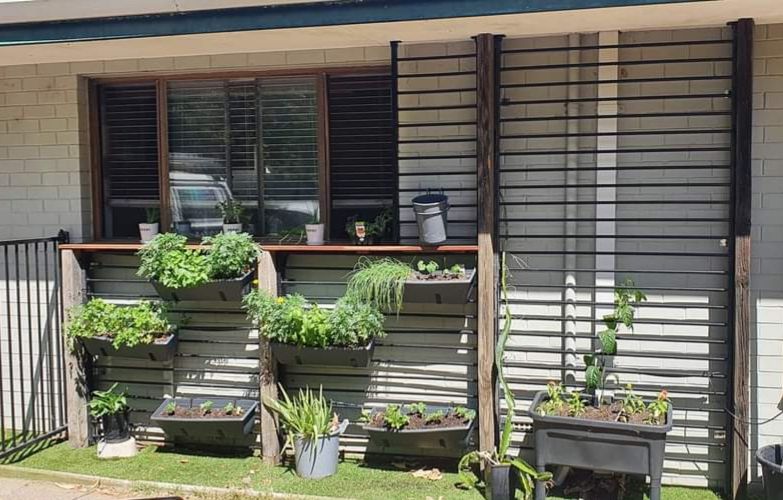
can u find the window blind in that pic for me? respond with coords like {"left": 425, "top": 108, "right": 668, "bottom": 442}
{"left": 98, "top": 83, "right": 159, "bottom": 238}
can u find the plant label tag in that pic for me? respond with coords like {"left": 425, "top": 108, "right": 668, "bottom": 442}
{"left": 355, "top": 221, "right": 366, "bottom": 242}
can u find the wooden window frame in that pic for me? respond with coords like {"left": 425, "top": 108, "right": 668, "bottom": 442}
{"left": 89, "top": 64, "right": 389, "bottom": 240}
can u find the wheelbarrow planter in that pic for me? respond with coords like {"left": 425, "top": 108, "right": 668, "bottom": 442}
{"left": 271, "top": 340, "right": 375, "bottom": 368}
{"left": 151, "top": 268, "right": 255, "bottom": 302}
{"left": 363, "top": 405, "right": 475, "bottom": 452}
{"left": 150, "top": 397, "right": 258, "bottom": 449}
{"left": 402, "top": 268, "right": 476, "bottom": 304}
{"left": 80, "top": 331, "right": 177, "bottom": 362}
{"left": 529, "top": 391, "right": 673, "bottom": 500}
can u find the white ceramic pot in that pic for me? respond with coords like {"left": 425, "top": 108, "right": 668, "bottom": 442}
{"left": 305, "top": 224, "right": 325, "bottom": 245}
{"left": 223, "top": 223, "right": 243, "bottom": 233}
{"left": 139, "top": 223, "right": 159, "bottom": 243}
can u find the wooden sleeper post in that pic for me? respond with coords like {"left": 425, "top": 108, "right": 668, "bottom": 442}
{"left": 258, "top": 250, "right": 281, "bottom": 464}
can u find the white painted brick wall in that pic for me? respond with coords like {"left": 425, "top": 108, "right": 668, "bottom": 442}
{"left": 751, "top": 23, "right": 783, "bottom": 481}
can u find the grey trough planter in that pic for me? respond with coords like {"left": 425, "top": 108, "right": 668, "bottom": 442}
{"left": 363, "top": 405, "right": 475, "bottom": 452}
{"left": 150, "top": 397, "right": 258, "bottom": 449}
{"left": 271, "top": 340, "right": 374, "bottom": 367}
{"left": 403, "top": 269, "right": 476, "bottom": 304}
{"left": 152, "top": 269, "right": 255, "bottom": 302}
{"left": 80, "top": 332, "right": 177, "bottom": 362}
{"left": 529, "top": 391, "right": 673, "bottom": 500}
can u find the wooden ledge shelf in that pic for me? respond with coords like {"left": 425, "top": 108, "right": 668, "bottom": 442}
{"left": 59, "top": 242, "right": 479, "bottom": 254}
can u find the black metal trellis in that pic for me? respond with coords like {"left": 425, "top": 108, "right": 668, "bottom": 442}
{"left": 0, "top": 231, "right": 68, "bottom": 459}
{"left": 496, "top": 31, "right": 736, "bottom": 489}
{"left": 392, "top": 40, "right": 479, "bottom": 243}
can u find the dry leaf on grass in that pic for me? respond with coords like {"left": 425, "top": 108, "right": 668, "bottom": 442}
{"left": 411, "top": 468, "right": 443, "bottom": 481}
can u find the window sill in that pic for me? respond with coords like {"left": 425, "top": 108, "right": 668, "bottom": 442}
{"left": 59, "top": 242, "right": 479, "bottom": 254}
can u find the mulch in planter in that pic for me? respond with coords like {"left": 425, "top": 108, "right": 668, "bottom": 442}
{"left": 163, "top": 406, "right": 247, "bottom": 419}
{"left": 366, "top": 410, "right": 471, "bottom": 431}
{"left": 411, "top": 270, "right": 467, "bottom": 281}
{"left": 545, "top": 401, "right": 664, "bottom": 426}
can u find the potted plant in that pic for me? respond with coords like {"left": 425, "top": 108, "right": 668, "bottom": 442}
{"left": 217, "top": 198, "right": 244, "bottom": 233}
{"left": 361, "top": 402, "right": 475, "bottom": 453}
{"left": 66, "top": 299, "right": 177, "bottom": 361}
{"left": 305, "top": 208, "right": 325, "bottom": 246}
{"left": 150, "top": 397, "right": 258, "bottom": 448}
{"left": 139, "top": 207, "right": 160, "bottom": 243}
{"left": 138, "top": 232, "right": 259, "bottom": 302}
{"left": 243, "top": 292, "right": 385, "bottom": 367}
{"left": 757, "top": 442, "right": 783, "bottom": 500}
{"left": 265, "top": 385, "right": 349, "bottom": 479}
{"left": 528, "top": 279, "right": 672, "bottom": 500}
{"left": 89, "top": 383, "right": 131, "bottom": 444}
{"left": 345, "top": 208, "right": 392, "bottom": 245}
{"left": 346, "top": 257, "right": 476, "bottom": 311}
{"left": 458, "top": 252, "right": 552, "bottom": 500}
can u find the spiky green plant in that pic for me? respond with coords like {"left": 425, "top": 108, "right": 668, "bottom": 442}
{"left": 345, "top": 257, "right": 412, "bottom": 314}
{"left": 264, "top": 385, "right": 337, "bottom": 448}
{"left": 458, "top": 253, "right": 552, "bottom": 498}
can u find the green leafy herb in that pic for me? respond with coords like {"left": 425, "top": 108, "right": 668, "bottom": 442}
{"left": 216, "top": 198, "right": 245, "bottom": 224}
{"left": 416, "top": 260, "right": 439, "bottom": 275}
{"left": 88, "top": 383, "right": 128, "bottom": 418}
{"left": 66, "top": 299, "right": 173, "bottom": 350}
{"left": 200, "top": 400, "right": 214, "bottom": 415}
{"left": 243, "top": 292, "right": 385, "bottom": 349}
{"left": 382, "top": 404, "right": 410, "bottom": 431}
{"left": 620, "top": 384, "right": 646, "bottom": 422}
{"left": 137, "top": 233, "right": 209, "bottom": 289}
{"left": 645, "top": 390, "right": 670, "bottom": 425}
{"left": 164, "top": 401, "right": 176, "bottom": 415}
{"left": 453, "top": 406, "right": 476, "bottom": 421}
{"left": 538, "top": 381, "right": 566, "bottom": 416}
{"left": 345, "top": 208, "right": 393, "bottom": 241}
{"left": 202, "top": 231, "right": 259, "bottom": 280}
{"left": 567, "top": 391, "right": 586, "bottom": 417}
{"left": 425, "top": 411, "right": 445, "bottom": 424}
{"left": 406, "top": 402, "right": 427, "bottom": 416}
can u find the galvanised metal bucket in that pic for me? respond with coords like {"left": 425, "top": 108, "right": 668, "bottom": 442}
{"left": 412, "top": 193, "right": 449, "bottom": 245}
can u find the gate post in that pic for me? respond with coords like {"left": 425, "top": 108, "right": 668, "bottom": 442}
{"left": 61, "top": 249, "right": 89, "bottom": 447}
{"left": 476, "top": 32, "right": 499, "bottom": 453}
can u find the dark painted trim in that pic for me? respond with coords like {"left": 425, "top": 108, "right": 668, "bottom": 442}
{"left": 0, "top": 0, "right": 708, "bottom": 46}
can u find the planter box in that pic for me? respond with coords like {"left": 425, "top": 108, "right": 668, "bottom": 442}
{"left": 150, "top": 397, "right": 258, "bottom": 449}
{"left": 152, "top": 269, "right": 255, "bottom": 302}
{"left": 529, "top": 391, "right": 673, "bottom": 500}
{"left": 81, "top": 332, "right": 177, "bottom": 362}
{"left": 362, "top": 405, "right": 474, "bottom": 452}
{"left": 271, "top": 340, "right": 374, "bottom": 368}
{"left": 403, "top": 269, "right": 476, "bottom": 304}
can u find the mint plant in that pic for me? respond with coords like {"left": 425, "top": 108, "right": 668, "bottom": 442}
{"left": 202, "top": 231, "right": 259, "bottom": 280}
{"left": 67, "top": 299, "right": 173, "bottom": 349}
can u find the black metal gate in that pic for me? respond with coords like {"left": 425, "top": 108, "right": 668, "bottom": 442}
{"left": 0, "top": 232, "right": 68, "bottom": 459}
{"left": 497, "top": 28, "right": 735, "bottom": 489}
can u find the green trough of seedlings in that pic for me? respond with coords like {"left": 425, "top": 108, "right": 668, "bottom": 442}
{"left": 362, "top": 403, "right": 475, "bottom": 452}
{"left": 150, "top": 398, "right": 258, "bottom": 449}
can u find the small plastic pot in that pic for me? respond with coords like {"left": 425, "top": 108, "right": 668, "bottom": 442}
{"left": 305, "top": 224, "right": 325, "bottom": 245}
{"left": 139, "top": 223, "right": 159, "bottom": 243}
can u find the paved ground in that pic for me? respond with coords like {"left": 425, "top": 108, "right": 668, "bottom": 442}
{"left": 0, "top": 477, "right": 137, "bottom": 500}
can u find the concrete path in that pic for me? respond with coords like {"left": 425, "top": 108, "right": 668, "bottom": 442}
{"left": 0, "top": 477, "right": 136, "bottom": 500}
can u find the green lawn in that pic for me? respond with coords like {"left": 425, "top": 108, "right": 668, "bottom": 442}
{"left": 14, "top": 442, "right": 723, "bottom": 500}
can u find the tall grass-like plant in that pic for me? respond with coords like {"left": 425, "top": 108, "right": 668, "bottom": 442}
{"left": 458, "top": 252, "right": 552, "bottom": 499}
{"left": 345, "top": 257, "right": 412, "bottom": 314}
{"left": 264, "top": 385, "right": 338, "bottom": 446}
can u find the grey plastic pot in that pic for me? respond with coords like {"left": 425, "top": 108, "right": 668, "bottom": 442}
{"left": 150, "top": 397, "right": 258, "bottom": 449}
{"left": 271, "top": 341, "right": 374, "bottom": 368}
{"left": 403, "top": 269, "right": 476, "bottom": 304}
{"left": 152, "top": 268, "right": 255, "bottom": 302}
{"left": 412, "top": 193, "right": 449, "bottom": 245}
{"left": 80, "top": 331, "right": 177, "bottom": 362}
{"left": 362, "top": 405, "right": 475, "bottom": 452}
{"left": 529, "top": 391, "right": 672, "bottom": 500}
{"left": 485, "top": 463, "right": 517, "bottom": 500}
{"left": 757, "top": 444, "right": 783, "bottom": 500}
{"left": 293, "top": 420, "right": 349, "bottom": 479}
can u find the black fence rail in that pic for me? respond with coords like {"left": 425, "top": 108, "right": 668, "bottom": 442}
{"left": 0, "top": 231, "right": 68, "bottom": 459}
